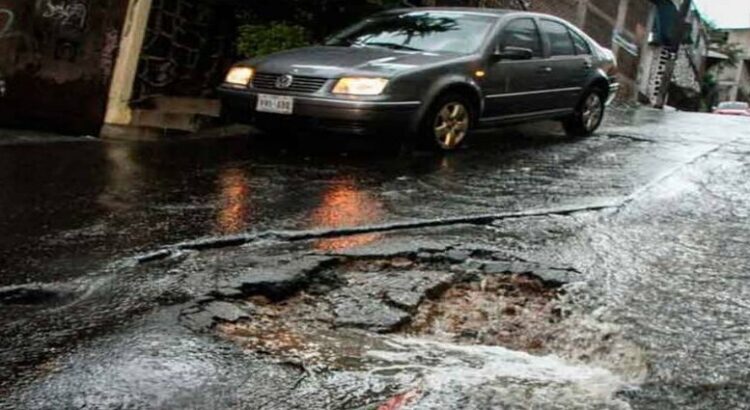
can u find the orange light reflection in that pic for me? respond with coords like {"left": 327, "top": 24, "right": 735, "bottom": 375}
{"left": 311, "top": 178, "right": 384, "bottom": 251}
{"left": 216, "top": 168, "right": 251, "bottom": 234}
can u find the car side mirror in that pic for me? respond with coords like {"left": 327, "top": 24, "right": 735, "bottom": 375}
{"left": 494, "top": 46, "right": 534, "bottom": 61}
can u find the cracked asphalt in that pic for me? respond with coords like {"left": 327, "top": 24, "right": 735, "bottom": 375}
{"left": 1, "top": 108, "right": 750, "bottom": 409}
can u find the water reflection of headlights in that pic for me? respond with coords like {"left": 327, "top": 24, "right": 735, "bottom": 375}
{"left": 311, "top": 178, "right": 384, "bottom": 251}
{"left": 216, "top": 168, "right": 250, "bottom": 234}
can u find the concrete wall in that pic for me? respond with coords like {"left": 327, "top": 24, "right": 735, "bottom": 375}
{"left": 718, "top": 59, "right": 749, "bottom": 102}
{"left": 0, "top": 0, "right": 128, "bottom": 135}
{"left": 717, "top": 29, "right": 750, "bottom": 101}
{"left": 727, "top": 29, "right": 750, "bottom": 53}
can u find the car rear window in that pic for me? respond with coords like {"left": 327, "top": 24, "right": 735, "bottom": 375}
{"left": 569, "top": 29, "right": 591, "bottom": 55}
{"left": 540, "top": 20, "right": 576, "bottom": 57}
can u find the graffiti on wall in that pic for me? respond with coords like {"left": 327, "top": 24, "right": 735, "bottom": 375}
{"left": 42, "top": 0, "right": 87, "bottom": 29}
{"left": 0, "top": 0, "right": 129, "bottom": 133}
{"left": 1, "top": 0, "right": 122, "bottom": 81}
{"left": 40, "top": 0, "right": 89, "bottom": 61}
{"left": 0, "top": 7, "right": 14, "bottom": 39}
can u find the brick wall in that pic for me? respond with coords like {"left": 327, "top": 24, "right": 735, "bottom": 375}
{"left": 529, "top": 0, "right": 580, "bottom": 26}
{"left": 589, "top": 0, "right": 618, "bottom": 20}
{"left": 584, "top": 8, "right": 614, "bottom": 48}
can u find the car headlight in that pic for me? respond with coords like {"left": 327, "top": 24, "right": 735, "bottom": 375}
{"left": 332, "top": 77, "right": 389, "bottom": 95}
{"left": 225, "top": 67, "right": 254, "bottom": 86}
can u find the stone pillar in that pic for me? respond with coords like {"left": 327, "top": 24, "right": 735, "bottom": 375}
{"left": 103, "top": 0, "right": 153, "bottom": 128}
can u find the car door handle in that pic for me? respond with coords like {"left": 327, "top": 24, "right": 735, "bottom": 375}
{"left": 583, "top": 61, "right": 593, "bottom": 69}
{"left": 538, "top": 66, "right": 552, "bottom": 73}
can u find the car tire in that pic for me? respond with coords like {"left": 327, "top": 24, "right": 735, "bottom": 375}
{"left": 419, "top": 93, "right": 475, "bottom": 152}
{"left": 563, "top": 88, "right": 606, "bottom": 137}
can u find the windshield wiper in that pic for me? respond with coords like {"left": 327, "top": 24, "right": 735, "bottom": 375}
{"left": 360, "top": 42, "right": 425, "bottom": 52}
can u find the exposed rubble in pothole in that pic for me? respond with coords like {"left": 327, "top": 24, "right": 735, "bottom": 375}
{"left": 404, "top": 273, "right": 563, "bottom": 353}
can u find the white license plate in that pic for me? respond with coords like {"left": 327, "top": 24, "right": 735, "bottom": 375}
{"left": 256, "top": 94, "right": 294, "bottom": 115}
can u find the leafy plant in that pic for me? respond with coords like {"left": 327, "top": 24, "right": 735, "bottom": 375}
{"left": 237, "top": 22, "right": 310, "bottom": 58}
{"left": 710, "top": 41, "right": 743, "bottom": 72}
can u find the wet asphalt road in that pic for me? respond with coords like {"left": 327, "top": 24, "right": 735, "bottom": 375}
{"left": 1, "top": 109, "right": 750, "bottom": 409}
{"left": 0, "top": 110, "right": 712, "bottom": 285}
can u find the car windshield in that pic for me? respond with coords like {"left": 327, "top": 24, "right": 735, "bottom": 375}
{"left": 718, "top": 102, "right": 749, "bottom": 110}
{"left": 326, "top": 12, "right": 497, "bottom": 54}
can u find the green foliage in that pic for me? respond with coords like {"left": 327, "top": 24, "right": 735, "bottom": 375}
{"left": 711, "top": 41, "right": 743, "bottom": 70}
{"left": 707, "top": 28, "right": 744, "bottom": 72}
{"left": 237, "top": 22, "right": 310, "bottom": 58}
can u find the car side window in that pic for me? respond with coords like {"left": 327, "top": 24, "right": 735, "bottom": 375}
{"left": 499, "top": 18, "right": 543, "bottom": 58}
{"left": 540, "top": 20, "right": 575, "bottom": 57}
{"left": 569, "top": 29, "right": 591, "bottom": 55}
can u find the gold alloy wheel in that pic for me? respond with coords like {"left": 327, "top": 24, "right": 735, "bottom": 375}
{"left": 581, "top": 93, "right": 603, "bottom": 132}
{"left": 433, "top": 102, "right": 470, "bottom": 150}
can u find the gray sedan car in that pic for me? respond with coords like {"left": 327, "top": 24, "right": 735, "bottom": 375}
{"left": 219, "top": 8, "right": 618, "bottom": 151}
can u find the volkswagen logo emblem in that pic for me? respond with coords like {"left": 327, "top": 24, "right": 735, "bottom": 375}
{"left": 275, "top": 74, "right": 294, "bottom": 89}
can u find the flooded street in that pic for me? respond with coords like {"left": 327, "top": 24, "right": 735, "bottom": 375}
{"left": 2, "top": 108, "right": 750, "bottom": 409}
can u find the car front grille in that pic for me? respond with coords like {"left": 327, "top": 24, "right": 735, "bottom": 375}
{"left": 252, "top": 73, "right": 328, "bottom": 94}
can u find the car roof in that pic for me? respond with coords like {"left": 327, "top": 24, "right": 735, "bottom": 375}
{"left": 380, "top": 7, "right": 513, "bottom": 18}
{"left": 377, "top": 8, "right": 576, "bottom": 23}
{"left": 371, "top": 7, "right": 603, "bottom": 50}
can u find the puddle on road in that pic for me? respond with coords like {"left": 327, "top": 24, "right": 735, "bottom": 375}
{"left": 208, "top": 252, "right": 647, "bottom": 409}
{"left": 0, "top": 281, "right": 93, "bottom": 313}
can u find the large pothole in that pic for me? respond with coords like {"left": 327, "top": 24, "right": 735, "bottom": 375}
{"left": 182, "top": 249, "right": 646, "bottom": 408}
{"left": 201, "top": 251, "right": 571, "bottom": 365}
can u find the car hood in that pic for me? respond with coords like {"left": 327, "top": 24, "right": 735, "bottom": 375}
{"left": 247, "top": 46, "right": 458, "bottom": 78}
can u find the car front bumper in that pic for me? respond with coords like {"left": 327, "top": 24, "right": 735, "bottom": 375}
{"left": 218, "top": 86, "right": 422, "bottom": 135}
